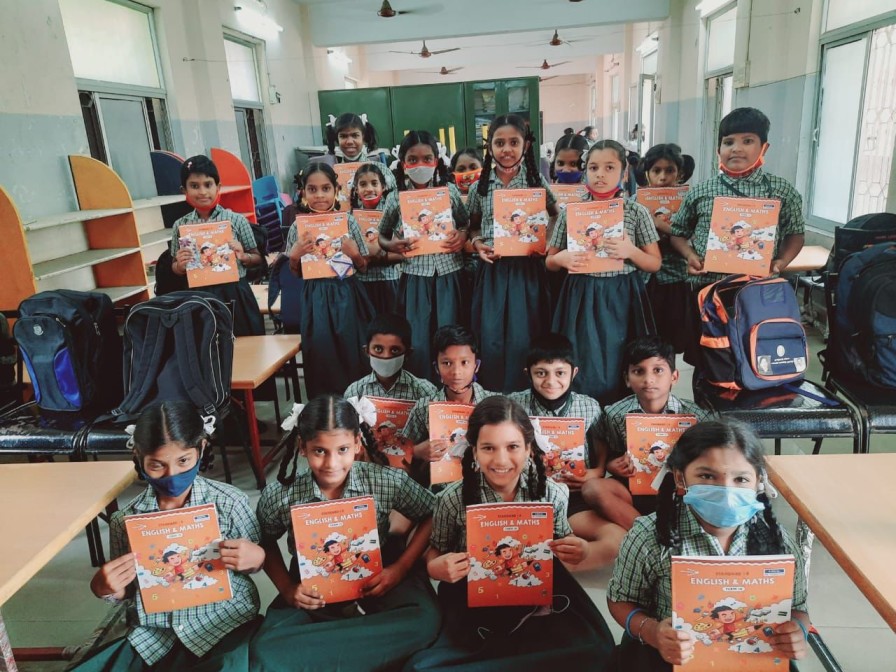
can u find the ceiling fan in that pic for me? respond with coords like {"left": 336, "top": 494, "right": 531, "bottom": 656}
{"left": 518, "top": 59, "right": 571, "bottom": 71}
{"left": 539, "top": 29, "right": 591, "bottom": 47}
{"left": 423, "top": 66, "right": 464, "bottom": 75}
{"left": 539, "top": 75, "right": 559, "bottom": 82}
{"left": 377, "top": 1, "right": 441, "bottom": 18}
{"left": 389, "top": 40, "right": 460, "bottom": 58}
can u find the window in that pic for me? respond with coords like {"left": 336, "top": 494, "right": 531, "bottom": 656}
{"left": 224, "top": 35, "right": 269, "bottom": 178}
{"left": 701, "top": 4, "right": 737, "bottom": 181}
{"left": 826, "top": 0, "right": 895, "bottom": 32}
{"left": 610, "top": 75, "right": 620, "bottom": 141}
{"left": 705, "top": 5, "right": 737, "bottom": 74}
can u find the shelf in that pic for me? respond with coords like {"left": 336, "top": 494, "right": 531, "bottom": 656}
{"left": 221, "top": 185, "right": 251, "bottom": 194}
{"left": 100, "top": 285, "right": 148, "bottom": 303}
{"left": 132, "top": 194, "right": 186, "bottom": 209}
{"left": 23, "top": 208, "right": 133, "bottom": 232}
{"left": 140, "top": 229, "right": 171, "bottom": 249}
{"left": 33, "top": 247, "right": 141, "bottom": 281}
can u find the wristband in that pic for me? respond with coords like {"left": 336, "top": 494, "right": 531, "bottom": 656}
{"left": 624, "top": 607, "right": 646, "bottom": 639}
{"left": 101, "top": 594, "right": 123, "bottom": 605}
{"left": 794, "top": 619, "right": 809, "bottom": 642}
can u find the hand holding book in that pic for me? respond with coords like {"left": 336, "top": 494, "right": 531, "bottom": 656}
{"left": 90, "top": 552, "right": 137, "bottom": 602}
{"left": 427, "top": 552, "right": 471, "bottom": 584}
{"left": 218, "top": 538, "right": 265, "bottom": 573}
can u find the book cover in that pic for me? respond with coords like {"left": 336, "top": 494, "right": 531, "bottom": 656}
{"left": 398, "top": 187, "right": 455, "bottom": 257}
{"left": 492, "top": 189, "right": 548, "bottom": 256}
{"left": 354, "top": 209, "right": 384, "bottom": 257}
{"left": 177, "top": 221, "right": 239, "bottom": 288}
{"left": 367, "top": 396, "right": 416, "bottom": 471}
{"left": 552, "top": 184, "right": 589, "bottom": 211}
{"left": 295, "top": 212, "right": 353, "bottom": 280}
{"left": 333, "top": 162, "right": 362, "bottom": 210}
{"left": 704, "top": 197, "right": 781, "bottom": 276}
{"left": 636, "top": 186, "right": 690, "bottom": 225}
{"left": 566, "top": 199, "right": 626, "bottom": 273}
{"left": 428, "top": 401, "right": 475, "bottom": 485}
{"left": 530, "top": 416, "right": 587, "bottom": 480}
{"left": 466, "top": 502, "right": 554, "bottom": 607}
{"left": 626, "top": 414, "right": 698, "bottom": 495}
{"left": 291, "top": 496, "right": 383, "bottom": 604}
{"left": 671, "top": 554, "right": 796, "bottom": 671}
{"left": 124, "top": 503, "right": 232, "bottom": 615}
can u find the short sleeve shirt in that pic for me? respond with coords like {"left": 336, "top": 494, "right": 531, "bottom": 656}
{"left": 170, "top": 206, "right": 256, "bottom": 279}
{"left": 344, "top": 370, "right": 438, "bottom": 402}
{"left": 466, "top": 166, "right": 557, "bottom": 246}
{"left": 399, "top": 383, "right": 498, "bottom": 444}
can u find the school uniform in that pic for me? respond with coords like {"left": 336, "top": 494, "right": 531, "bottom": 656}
{"left": 286, "top": 215, "right": 375, "bottom": 398}
{"left": 403, "top": 476, "right": 615, "bottom": 671}
{"left": 251, "top": 462, "right": 441, "bottom": 672}
{"left": 549, "top": 196, "right": 659, "bottom": 406}
{"left": 466, "top": 168, "right": 556, "bottom": 392}
{"left": 169, "top": 206, "right": 264, "bottom": 336}
{"left": 71, "top": 477, "right": 262, "bottom": 672}
{"left": 344, "top": 369, "right": 438, "bottom": 402}
{"left": 378, "top": 183, "right": 470, "bottom": 382}
{"left": 356, "top": 197, "right": 401, "bottom": 315}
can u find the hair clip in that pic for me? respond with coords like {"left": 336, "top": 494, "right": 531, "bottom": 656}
{"left": 359, "top": 112, "right": 369, "bottom": 125}
{"left": 281, "top": 403, "right": 306, "bottom": 432}
{"left": 185, "top": 160, "right": 193, "bottom": 169}
{"left": 327, "top": 114, "right": 337, "bottom": 128}
{"left": 201, "top": 414, "right": 217, "bottom": 435}
{"left": 346, "top": 396, "right": 377, "bottom": 427}
{"left": 124, "top": 424, "right": 136, "bottom": 450}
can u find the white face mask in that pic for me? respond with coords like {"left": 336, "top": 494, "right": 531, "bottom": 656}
{"left": 405, "top": 165, "right": 436, "bottom": 185}
{"left": 370, "top": 354, "right": 404, "bottom": 378}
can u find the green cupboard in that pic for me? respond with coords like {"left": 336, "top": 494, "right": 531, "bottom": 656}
{"left": 317, "top": 87, "right": 395, "bottom": 153}
{"left": 464, "top": 78, "right": 540, "bottom": 151}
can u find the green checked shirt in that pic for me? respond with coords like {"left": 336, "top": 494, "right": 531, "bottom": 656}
{"left": 430, "top": 475, "right": 573, "bottom": 553}
{"left": 378, "top": 182, "right": 469, "bottom": 277}
{"left": 399, "top": 383, "right": 498, "bottom": 444}
{"left": 356, "top": 199, "right": 400, "bottom": 283}
{"left": 256, "top": 461, "right": 435, "bottom": 557}
{"left": 670, "top": 169, "right": 806, "bottom": 287}
{"left": 285, "top": 211, "right": 369, "bottom": 262}
{"left": 548, "top": 195, "right": 660, "bottom": 277}
{"left": 169, "top": 206, "right": 257, "bottom": 279}
{"left": 344, "top": 369, "right": 438, "bottom": 401}
{"left": 607, "top": 505, "right": 809, "bottom": 621}
{"left": 465, "top": 166, "right": 557, "bottom": 246}
{"left": 109, "top": 477, "right": 261, "bottom": 665}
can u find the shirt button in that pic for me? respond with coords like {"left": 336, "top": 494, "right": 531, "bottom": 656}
{"left": 178, "top": 625, "right": 184, "bottom": 632}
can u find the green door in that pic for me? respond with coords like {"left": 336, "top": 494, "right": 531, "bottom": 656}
{"left": 464, "top": 81, "right": 498, "bottom": 153}
{"left": 317, "top": 88, "right": 394, "bottom": 152}
{"left": 464, "top": 77, "right": 541, "bottom": 153}
{"left": 389, "top": 83, "right": 467, "bottom": 156}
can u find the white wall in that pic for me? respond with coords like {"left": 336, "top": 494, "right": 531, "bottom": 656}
{"left": 540, "top": 75, "right": 592, "bottom": 144}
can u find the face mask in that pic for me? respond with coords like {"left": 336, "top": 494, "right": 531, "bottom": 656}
{"left": 370, "top": 354, "right": 404, "bottom": 378}
{"left": 453, "top": 169, "right": 482, "bottom": 193}
{"left": 360, "top": 194, "right": 382, "bottom": 209}
{"left": 495, "top": 155, "right": 524, "bottom": 174}
{"left": 185, "top": 189, "right": 221, "bottom": 213}
{"left": 718, "top": 143, "right": 768, "bottom": 178}
{"left": 404, "top": 163, "right": 437, "bottom": 185}
{"left": 585, "top": 183, "right": 622, "bottom": 199}
{"left": 555, "top": 170, "right": 583, "bottom": 184}
{"left": 140, "top": 459, "right": 201, "bottom": 498}
{"left": 682, "top": 484, "right": 765, "bottom": 528}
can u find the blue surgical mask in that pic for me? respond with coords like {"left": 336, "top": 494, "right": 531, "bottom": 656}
{"left": 140, "top": 460, "right": 201, "bottom": 498}
{"left": 555, "top": 170, "right": 583, "bottom": 184}
{"left": 682, "top": 484, "right": 764, "bottom": 528}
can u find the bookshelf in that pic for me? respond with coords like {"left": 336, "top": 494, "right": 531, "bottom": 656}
{"left": 211, "top": 147, "right": 257, "bottom": 224}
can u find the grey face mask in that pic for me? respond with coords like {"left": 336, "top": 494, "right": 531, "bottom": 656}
{"left": 370, "top": 354, "right": 404, "bottom": 378}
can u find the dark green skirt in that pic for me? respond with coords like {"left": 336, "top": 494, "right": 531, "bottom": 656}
{"left": 646, "top": 277, "right": 691, "bottom": 355}
{"left": 301, "top": 276, "right": 375, "bottom": 398}
{"left": 360, "top": 278, "right": 400, "bottom": 316}
{"left": 204, "top": 278, "right": 265, "bottom": 336}
{"left": 471, "top": 257, "right": 550, "bottom": 393}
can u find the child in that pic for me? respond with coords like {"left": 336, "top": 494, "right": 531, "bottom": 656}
{"left": 467, "top": 114, "right": 560, "bottom": 392}
{"left": 546, "top": 140, "right": 662, "bottom": 405}
{"left": 450, "top": 147, "right": 484, "bottom": 197}
{"left": 170, "top": 155, "right": 265, "bottom": 336}
{"left": 581, "top": 337, "right": 713, "bottom": 532}
{"left": 76, "top": 401, "right": 264, "bottom": 671}
{"left": 670, "top": 107, "right": 806, "bottom": 366}
{"left": 251, "top": 395, "right": 441, "bottom": 671}
{"left": 286, "top": 162, "right": 375, "bottom": 398}
{"left": 325, "top": 112, "right": 389, "bottom": 165}
{"left": 378, "top": 131, "right": 470, "bottom": 380}
{"left": 404, "top": 396, "right": 614, "bottom": 670}
{"left": 606, "top": 418, "right": 810, "bottom": 669}
{"left": 344, "top": 312, "right": 438, "bottom": 400}
{"left": 551, "top": 132, "right": 589, "bottom": 183}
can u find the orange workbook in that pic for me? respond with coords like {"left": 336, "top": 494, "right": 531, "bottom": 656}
{"left": 530, "top": 416, "right": 587, "bottom": 480}
{"left": 466, "top": 502, "right": 554, "bottom": 607}
{"left": 492, "top": 189, "right": 548, "bottom": 256}
{"left": 124, "top": 503, "right": 232, "bottom": 615}
{"left": 367, "top": 396, "right": 416, "bottom": 471}
{"left": 565, "top": 199, "right": 626, "bottom": 273}
{"left": 552, "top": 184, "right": 589, "bottom": 211}
{"left": 178, "top": 221, "right": 240, "bottom": 288}
{"left": 636, "top": 186, "right": 689, "bottom": 224}
{"left": 333, "top": 162, "right": 362, "bottom": 211}
{"left": 671, "top": 554, "right": 796, "bottom": 671}
{"left": 626, "top": 414, "right": 698, "bottom": 495}
{"left": 704, "top": 196, "right": 781, "bottom": 276}
{"left": 428, "top": 401, "right": 475, "bottom": 484}
{"left": 291, "top": 496, "right": 383, "bottom": 604}
{"left": 354, "top": 209, "right": 384, "bottom": 257}
{"left": 398, "top": 187, "right": 455, "bottom": 257}
{"left": 295, "top": 212, "right": 352, "bottom": 279}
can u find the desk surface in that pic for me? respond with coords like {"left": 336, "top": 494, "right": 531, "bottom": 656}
{"left": 0, "top": 461, "right": 135, "bottom": 607}
{"left": 251, "top": 284, "right": 281, "bottom": 315}
{"left": 766, "top": 454, "right": 896, "bottom": 631}
{"left": 786, "top": 245, "right": 830, "bottom": 273}
{"left": 231, "top": 335, "right": 300, "bottom": 390}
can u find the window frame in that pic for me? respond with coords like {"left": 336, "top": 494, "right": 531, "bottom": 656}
{"left": 223, "top": 32, "right": 265, "bottom": 110}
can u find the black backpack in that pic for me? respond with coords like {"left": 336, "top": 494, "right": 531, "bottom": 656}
{"left": 111, "top": 291, "right": 234, "bottom": 421}
{"left": 14, "top": 290, "right": 123, "bottom": 412}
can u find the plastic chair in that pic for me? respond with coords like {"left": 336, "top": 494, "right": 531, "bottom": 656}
{"left": 252, "top": 176, "right": 284, "bottom": 224}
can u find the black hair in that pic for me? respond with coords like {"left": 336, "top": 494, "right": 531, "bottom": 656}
{"left": 495, "top": 543, "right": 511, "bottom": 553}
{"left": 349, "top": 163, "right": 390, "bottom": 210}
{"left": 680, "top": 154, "right": 696, "bottom": 184}
{"left": 364, "top": 312, "right": 412, "bottom": 351}
{"left": 323, "top": 539, "right": 340, "bottom": 552}
{"left": 326, "top": 113, "right": 379, "bottom": 154}
{"left": 654, "top": 418, "right": 786, "bottom": 555}
{"left": 449, "top": 146, "right": 483, "bottom": 172}
{"left": 432, "top": 324, "right": 478, "bottom": 358}
{"left": 711, "top": 605, "right": 735, "bottom": 619}
{"left": 476, "top": 114, "right": 541, "bottom": 198}
{"left": 180, "top": 155, "right": 220, "bottom": 188}
{"left": 276, "top": 395, "right": 381, "bottom": 485}
{"left": 563, "top": 127, "right": 575, "bottom": 136}
{"left": 640, "top": 143, "right": 685, "bottom": 181}
{"left": 622, "top": 336, "right": 676, "bottom": 373}
{"left": 583, "top": 140, "right": 627, "bottom": 170}
{"left": 393, "top": 131, "right": 450, "bottom": 191}
{"left": 718, "top": 107, "right": 771, "bottom": 148}
{"left": 525, "top": 332, "right": 576, "bottom": 370}
{"left": 461, "top": 396, "right": 547, "bottom": 506}
{"left": 162, "top": 550, "right": 179, "bottom": 563}
{"left": 551, "top": 133, "right": 590, "bottom": 180}
{"left": 295, "top": 162, "right": 342, "bottom": 214}
{"left": 131, "top": 401, "right": 214, "bottom": 476}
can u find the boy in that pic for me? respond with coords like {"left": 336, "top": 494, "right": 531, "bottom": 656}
{"left": 344, "top": 313, "right": 437, "bottom": 401}
{"left": 581, "top": 337, "right": 713, "bottom": 531}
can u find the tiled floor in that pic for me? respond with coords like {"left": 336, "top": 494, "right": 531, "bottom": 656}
{"left": 3, "top": 327, "right": 895, "bottom": 671}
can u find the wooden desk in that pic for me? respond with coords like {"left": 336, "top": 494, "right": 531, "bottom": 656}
{"left": 785, "top": 245, "right": 830, "bottom": 273}
{"left": 251, "top": 284, "right": 281, "bottom": 315}
{"left": 766, "top": 454, "right": 896, "bottom": 631}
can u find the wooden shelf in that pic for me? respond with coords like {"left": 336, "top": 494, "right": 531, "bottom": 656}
{"left": 23, "top": 208, "right": 133, "bottom": 232}
{"left": 33, "top": 248, "right": 140, "bottom": 281}
{"left": 220, "top": 185, "right": 251, "bottom": 194}
{"left": 132, "top": 194, "right": 186, "bottom": 209}
{"left": 140, "top": 229, "right": 171, "bottom": 249}
{"left": 101, "top": 285, "right": 148, "bottom": 303}
{"left": 211, "top": 148, "right": 257, "bottom": 224}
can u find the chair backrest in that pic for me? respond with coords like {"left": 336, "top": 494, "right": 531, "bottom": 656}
{"left": 252, "top": 175, "right": 281, "bottom": 204}
{"left": 268, "top": 254, "right": 303, "bottom": 334}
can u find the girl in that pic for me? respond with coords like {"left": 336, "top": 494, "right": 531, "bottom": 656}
{"left": 450, "top": 147, "right": 484, "bottom": 197}
{"left": 551, "top": 132, "right": 589, "bottom": 183}
{"left": 287, "top": 163, "right": 375, "bottom": 398}
{"left": 170, "top": 155, "right": 265, "bottom": 336}
{"left": 326, "top": 112, "right": 389, "bottom": 165}
{"left": 378, "top": 130, "right": 470, "bottom": 380}
{"left": 467, "top": 114, "right": 559, "bottom": 393}
{"left": 250, "top": 395, "right": 441, "bottom": 671}
{"left": 546, "top": 140, "right": 661, "bottom": 405}
{"left": 606, "top": 418, "right": 810, "bottom": 670}
{"left": 405, "top": 396, "right": 614, "bottom": 671}
{"left": 76, "top": 401, "right": 264, "bottom": 671}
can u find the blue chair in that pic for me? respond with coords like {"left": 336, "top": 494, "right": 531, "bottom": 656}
{"left": 252, "top": 175, "right": 284, "bottom": 224}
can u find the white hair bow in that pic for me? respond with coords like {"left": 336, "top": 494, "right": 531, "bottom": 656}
{"left": 651, "top": 463, "right": 670, "bottom": 492}
{"left": 281, "top": 403, "right": 306, "bottom": 432}
{"left": 124, "top": 424, "right": 136, "bottom": 450}
{"left": 759, "top": 470, "right": 778, "bottom": 499}
{"left": 359, "top": 113, "right": 369, "bottom": 125}
{"left": 436, "top": 142, "right": 451, "bottom": 168}
{"left": 201, "top": 414, "right": 217, "bottom": 436}
{"left": 529, "top": 417, "right": 552, "bottom": 454}
{"left": 327, "top": 114, "right": 337, "bottom": 128}
{"left": 346, "top": 396, "right": 378, "bottom": 427}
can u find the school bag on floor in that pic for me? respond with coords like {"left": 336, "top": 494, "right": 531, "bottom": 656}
{"left": 111, "top": 291, "right": 234, "bottom": 421}
{"left": 13, "top": 290, "right": 123, "bottom": 412}
{"left": 698, "top": 275, "right": 808, "bottom": 391}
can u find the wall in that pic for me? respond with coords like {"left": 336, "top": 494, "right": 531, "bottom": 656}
{"left": 540, "top": 75, "right": 592, "bottom": 144}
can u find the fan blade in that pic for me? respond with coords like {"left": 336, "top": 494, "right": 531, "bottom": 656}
{"left": 517, "top": 65, "right": 547, "bottom": 69}
{"left": 429, "top": 47, "right": 461, "bottom": 55}
{"left": 539, "top": 76, "right": 559, "bottom": 81}
{"left": 551, "top": 61, "right": 571, "bottom": 67}
{"left": 388, "top": 50, "right": 420, "bottom": 55}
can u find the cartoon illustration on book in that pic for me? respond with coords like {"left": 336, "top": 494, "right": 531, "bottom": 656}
{"left": 296, "top": 213, "right": 353, "bottom": 279}
{"left": 626, "top": 414, "right": 697, "bottom": 495}
{"left": 178, "top": 221, "right": 239, "bottom": 288}
{"left": 530, "top": 416, "right": 587, "bottom": 481}
{"left": 566, "top": 199, "right": 626, "bottom": 273}
{"left": 333, "top": 162, "right": 362, "bottom": 208}
{"left": 429, "top": 402, "right": 474, "bottom": 485}
{"left": 704, "top": 197, "right": 781, "bottom": 276}
{"left": 492, "top": 189, "right": 548, "bottom": 256}
{"left": 635, "top": 186, "right": 689, "bottom": 226}
{"left": 398, "top": 188, "right": 455, "bottom": 257}
{"left": 366, "top": 396, "right": 416, "bottom": 471}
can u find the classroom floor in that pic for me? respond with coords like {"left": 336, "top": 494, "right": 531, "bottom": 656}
{"left": 4, "top": 327, "right": 895, "bottom": 671}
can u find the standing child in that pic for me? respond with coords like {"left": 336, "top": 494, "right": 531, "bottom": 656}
{"left": 546, "top": 140, "right": 662, "bottom": 405}
{"left": 326, "top": 112, "right": 389, "bottom": 166}
{"left": 170, "top": 155, "right": 265, "bottom": 336}
{"left": 75, "top": 401, "right": 264, "bottom": 671}
{"left": 251, "top": 395, "right": 441, "bottom": 671}
{"left": 287, "top": 163, "right": 375, "bottom": 398}
{"left": 551, "top": 132, "right": 589, "bottom": 183}
{"left": 606, "top": 418, "right": 810, "bottom": 669}
{"left": 467, "top": 114, "right": 559, "bottom": 392}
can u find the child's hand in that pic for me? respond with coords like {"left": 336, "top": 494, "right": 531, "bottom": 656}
{"left": 549, "top": 535, "right": 588, "bottom": 566}
{"left": 90, "top": 553, "right": 136, "bottom": 600}
{"left": 218, "top": 539, "right": 265, "bottom": 573}
{"left": 557, "top": 471, "right": 588, "bottom": 490}
{"left": 686, "top": 253, "right": 706, "bottom": 275}
{"left": 606, "top": 453, "right": 636, "bottom": 478}
{"left": 654, "top": 617, "right": 696, "bottom": 665}
{"left": 173, "top": 248, "right": 193, "bottom": 275}
{"left": 291, "top": 232, "right": 315, "bottom": 259}
{"left": 287, "top": 581, "right": 326, "bottom": 610}
{"left": 341, "top": 236, "right": 361, "bottom": 259}
{"left": 427, "top": 552, "right": 470, "bottom": 583}
{"left": 382, "top": 237, "right": 416, "bottom": 254}
{"left": 361, "top": 564, "right": 405, "bottom": 598}
{"left": 441, "top": 229, "right": 466, "bottom": 254}
{"left": 230, "top": 239, "right": 245, "bottom": 255}
{"left": 768, "top": 621, "right": 809, "bottom": 660}
{"left": 474, "top": 240, "right": 501, "bottom": 264}
{"left": 653, "top": 212, "right": 672, "bottom": 233}
{"left": 552, "top": 249, "right": 588, "bottom": 272}
{"left": 770, "top": 258, "right": 787, "bottom": 274}
{"left": 604, "top": 236, "right": 637, "bottom": 261}
{"left": 417, "top": 438, "right": 450, "bottom": 462}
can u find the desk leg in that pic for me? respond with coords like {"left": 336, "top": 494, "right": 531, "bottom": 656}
{"left": 242, "top": 389, "right": 266, "bottom": 489}
{"left": 0, "top": 609, "right": 18, "bottom": 672}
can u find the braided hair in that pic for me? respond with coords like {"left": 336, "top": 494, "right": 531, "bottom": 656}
{"left": 131, "top": 401, "right": 214, "bottom": 478}
{"left": 326, "top": 112, "right": 379, "bottom": 156}
{"left": 349, "top": 163, "right": 390, "bottom": 210}
{"left": 460, "top": 396, "right": 547, "bottom": 507}
{"left": 550, "top": 132, "right": 589, "bottom": 180}
{"left": 476, "top": 114, "right": 541, "bottom": 198}
{"left": 295, "top": 162, "right": 341, "bottom": 214}
{"left": 392, "top": 131, "right": 450, "bottom": 191}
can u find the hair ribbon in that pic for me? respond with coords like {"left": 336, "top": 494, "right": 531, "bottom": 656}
{"left": 281, "top": 403, "right": 306, "bottom": 432}
{"left": 436, "top": 142, "right": 451, "bottom": 168}
{"left": 201, "top": 414, "right": 217, "bottom": 435}
{"left": 346, "top": 396, "right": 377, "bottom": 427}
{"left": 124, "top": 424, "right": 136, "bottom": 450}
{"left": 529, "top": 417, "right": 551, "bottom": 454}
{"left": 359, "top": 113, "right": 369, "bottom": 125}
{"left": 327, "top": 114, "right": 337, "bottom": 128}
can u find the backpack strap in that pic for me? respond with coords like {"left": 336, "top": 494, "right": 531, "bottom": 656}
{"left": 172, "top": 302, "right": 219, "bottom": 416}
{"left": 719, "top": 174, "right": 775, "bottom": 200}
{"left": 113, "top": 311, "right": 168, "bottom": 417}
